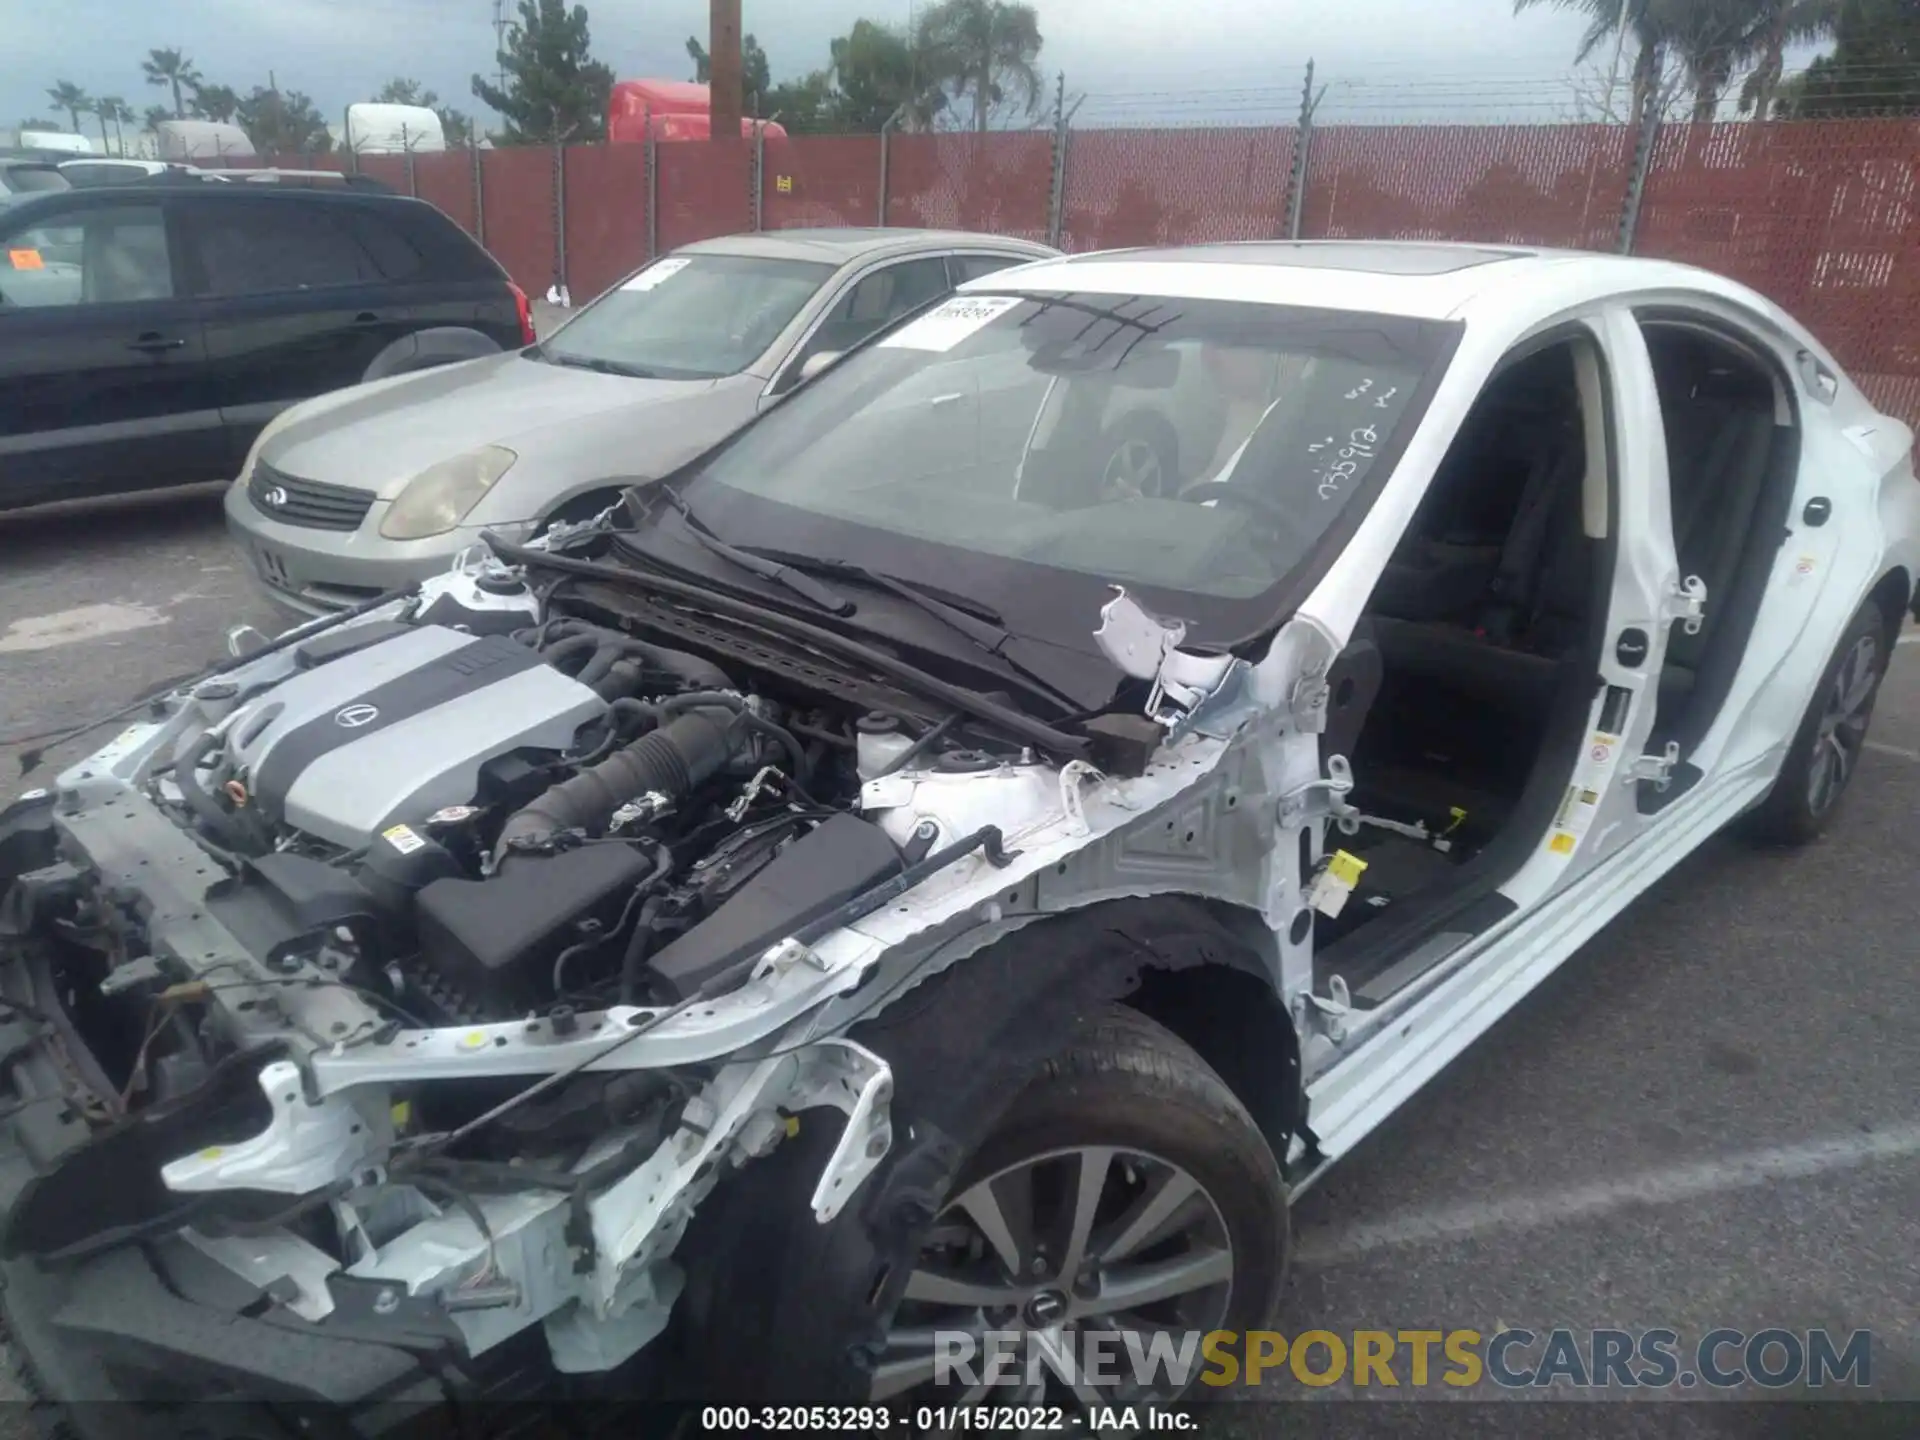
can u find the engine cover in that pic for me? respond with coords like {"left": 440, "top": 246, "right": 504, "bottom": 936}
{"left": 226, "top": 624, "right": 605, "bottom": 847}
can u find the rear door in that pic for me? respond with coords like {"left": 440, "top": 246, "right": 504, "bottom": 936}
{"left": 0, "top": 196, "right": 222, "bottom": 506}
{"left": 178, "top": 193, "right": 412, "bottom": 465}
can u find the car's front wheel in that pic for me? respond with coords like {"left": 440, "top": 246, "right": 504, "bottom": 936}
{"left": 865, "top": 1007, "right": 1289, "bottom": 1406}
{"left": 673, "top": 1003, "right": 1289, "bottom": 1408}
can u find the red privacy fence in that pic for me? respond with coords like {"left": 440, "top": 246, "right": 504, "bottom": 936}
{"left": 239, "top": 115, "right": 1920, "bottom": 427}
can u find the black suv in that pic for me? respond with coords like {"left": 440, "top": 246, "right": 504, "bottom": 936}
{"left": 0, "top": 183, "right": 533, "bottom": 510}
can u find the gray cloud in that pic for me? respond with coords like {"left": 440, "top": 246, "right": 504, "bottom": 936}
{"left": 6, "top": 0, "right": 1594, "bottom": 132}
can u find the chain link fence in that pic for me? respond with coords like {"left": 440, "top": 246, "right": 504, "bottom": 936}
{"left": 243, "top": 93, "right": 1920, "bottom": 427}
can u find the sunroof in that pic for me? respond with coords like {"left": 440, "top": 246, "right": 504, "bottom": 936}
{"left": 1125, "top": 242, "right": 1529, "bottom": 275}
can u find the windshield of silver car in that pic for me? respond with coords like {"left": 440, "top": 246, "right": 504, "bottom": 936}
{"left": 537, "top": 252, "right": 834, "bottom": 380}
{"left": 677, "top": 291, "right": 1457, "bottom": 623}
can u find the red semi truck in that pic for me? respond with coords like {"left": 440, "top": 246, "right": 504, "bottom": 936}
{"left": 608, "top": 80, "right": 790, "bottom": 144}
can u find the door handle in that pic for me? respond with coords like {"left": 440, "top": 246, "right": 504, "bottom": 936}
{"left": 128, "top": 333, "right": 187, "bottom": 354}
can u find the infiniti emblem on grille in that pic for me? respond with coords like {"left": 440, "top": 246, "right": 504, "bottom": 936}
{"left": 334, "top": 703, "right": 379, "bottom": 729}
{"left": 262, "top": 485, "right": 289, "bottom": 508}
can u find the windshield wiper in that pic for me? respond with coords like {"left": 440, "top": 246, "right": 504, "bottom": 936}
{"left": 738, "top": 547, "right": 1082, "bottom": 709}
{"left": 543, "top": 352, "right": 664, "bottom": 379}
{"left": 651, "top": 490, "right": 855, "bottom": 616}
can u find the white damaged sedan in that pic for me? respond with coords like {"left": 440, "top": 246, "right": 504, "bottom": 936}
{"left": 2, "top": 241, "right": 1915, "bottom": 1421}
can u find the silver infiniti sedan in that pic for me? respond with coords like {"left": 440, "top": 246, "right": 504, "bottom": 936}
{"left": 226, "top": 227, "right": 1057, "bottom": 614}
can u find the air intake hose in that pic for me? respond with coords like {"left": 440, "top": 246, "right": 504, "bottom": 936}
{"left": 496, "top": 706, "right": 738, "bottom": 856}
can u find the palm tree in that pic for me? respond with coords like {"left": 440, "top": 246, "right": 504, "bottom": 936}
{"left": 97, "top": 96, "right": 133, "bottom": 155}
{"left": 914, "top": 0, "right": 1045, "bottom": 133}
{"left": 1738, "top": 0, "right": 1841, "bottom": 117}
{"left": 45, "top": 80, "right": 91, "bottom": 136}
{"left": 1655, "top": 0, "right": 1773, "bottom": 119}
{"left": 190, "top": 83, "right": 241, "bottom": 124}
{"left": 1514, "top": 0, "right": 1672, "bottom": 128}
{"left": 142, "top": 48, "right": 203, "bottom": 119}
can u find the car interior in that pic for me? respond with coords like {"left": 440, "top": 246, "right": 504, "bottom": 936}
{"left": 1308, "top": 322, "right": 1794, "bottom": 1004}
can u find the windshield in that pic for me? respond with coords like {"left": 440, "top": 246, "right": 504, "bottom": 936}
{"left": 540, "top": 252, "right": 833, "bottom": 380}
{"left": 672, "top": 290, "right": 1457, "bottom": 643}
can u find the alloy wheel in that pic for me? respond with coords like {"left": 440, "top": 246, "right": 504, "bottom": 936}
{"left": 1807, "top": 632, "right": 1880, "bottom": 815}
{"left": 868, "top": 1145, "right": 1234, "bottom": 1407}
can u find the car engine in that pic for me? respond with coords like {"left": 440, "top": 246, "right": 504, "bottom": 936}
{"left": 0, "top": 560, "right": 1068, "bottom": 1374}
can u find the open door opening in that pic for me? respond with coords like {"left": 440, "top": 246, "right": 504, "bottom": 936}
{"left": 1309, "top": 335, "right": 1618, "bottom": 1002}
{"left": 1635, "top": 319, "right": 1799, "bottom": 808}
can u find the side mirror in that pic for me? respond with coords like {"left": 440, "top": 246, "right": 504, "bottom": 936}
{"left": 799, "top": 350, "right": 844, "bottom": 384}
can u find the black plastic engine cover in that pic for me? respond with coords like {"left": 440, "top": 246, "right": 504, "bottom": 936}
{"left": 206, "top": 852, "right": 381, "bottom": 966}
{"left": 292, "top": 619, "right": 415, "bottom": 669}
{"left": 413, "top": 842, "right": 658, "bottom": 1014}
{"left": 647, "top": 813, "right": 902, "bottom": 1001}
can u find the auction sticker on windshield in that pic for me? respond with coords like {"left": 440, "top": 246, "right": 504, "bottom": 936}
{"left": 882, "top": 294, "right": 1021, "bottom": 351}
{"left": 621, "top": 257, "right": 690, "bottom": 292}
{"left": 8, "top": 249, "right": 44, "bottom": 270}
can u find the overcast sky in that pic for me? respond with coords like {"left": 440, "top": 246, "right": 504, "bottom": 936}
{"left": 1, "top": 0, "right": 1735, "bottom": 132}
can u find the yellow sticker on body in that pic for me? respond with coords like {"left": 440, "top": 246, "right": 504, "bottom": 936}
{"left": 1548, "top": 832, "right": 1576, "bottom": 855}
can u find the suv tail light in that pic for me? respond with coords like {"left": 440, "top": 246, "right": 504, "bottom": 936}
{"left": 509, "top": 282, "right": 535, "bottom": 347}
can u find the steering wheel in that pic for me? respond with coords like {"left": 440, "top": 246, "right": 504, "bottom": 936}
{"left": 1094, "top": 411, "right": 1180, "bottom": 503}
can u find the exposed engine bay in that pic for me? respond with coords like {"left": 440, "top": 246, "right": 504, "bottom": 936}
{"left": 0, "top": 556, "right": 1302, "bottom": 1382}
{"left": 0, "top": 541, "right": 1350, "bottom": 1391}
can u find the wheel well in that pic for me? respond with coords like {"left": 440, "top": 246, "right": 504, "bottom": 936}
{"left": 543, "top": 486, "right": 627, "bottom": 528}
{"left": 1866, "top": 566, "right": 1912, "bottom": 650}
{"left": 1121, "top": 959, "right": 1303, "bottom": 1175}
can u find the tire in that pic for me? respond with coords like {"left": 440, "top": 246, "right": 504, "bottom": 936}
{"left": 673, "top": 1003, "right": 1288, "bottom": 1406}
{"left": 1745, "top": 599, "right": 1890, "bottom": 846}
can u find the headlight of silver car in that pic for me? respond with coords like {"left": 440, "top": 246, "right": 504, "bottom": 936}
{"left": 380, "top": 445, "right": 518, "bottom": 540}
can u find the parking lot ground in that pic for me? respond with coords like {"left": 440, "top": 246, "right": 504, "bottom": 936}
{"left": 1, "top": 488, "right": 1916, "bottom": 1430}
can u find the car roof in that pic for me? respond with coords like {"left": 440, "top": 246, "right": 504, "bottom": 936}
{"left": 679, "top": 226, "right": 1057, "bottom": 265}
{"left": 0, "top": 179, "right": 418, "bottom": 218}
{"left": 977, "top": 239, "right": 1790, "bottom": 329}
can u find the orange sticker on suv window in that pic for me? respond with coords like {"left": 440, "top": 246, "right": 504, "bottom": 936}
{"left": 8, "top": 249, "right": 45, "bottom": 270}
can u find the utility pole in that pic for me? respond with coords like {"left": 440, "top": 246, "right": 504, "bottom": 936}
{"left": 709, "top": 0, "right": 743, "bottom": 141}
{"left": 492, "top": 0, "right": 510, "bottom": 121}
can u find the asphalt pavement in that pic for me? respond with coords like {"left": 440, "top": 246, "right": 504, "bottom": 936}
{"left": 0, "top": 485, "right": 1915, "bottom": 1431}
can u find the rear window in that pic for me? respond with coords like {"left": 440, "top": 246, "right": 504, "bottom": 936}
{"left": 338, "top": 209, "right": 423, "bottom": 280}
{"left": 379, "top": 201, "right": 498, "bottom": 280}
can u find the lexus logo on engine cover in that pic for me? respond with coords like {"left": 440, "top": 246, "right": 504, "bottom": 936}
{"left": 262, "top": 486, "right": 289, "bottom": 508}
{"left": 334, "top": 703, "right": 380, "bottom": 729}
